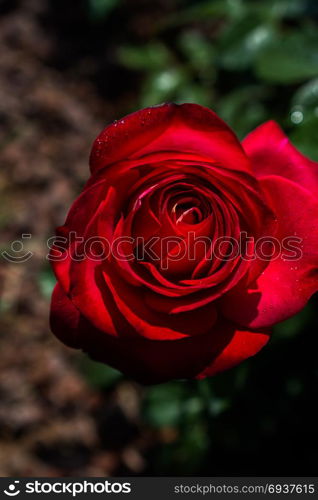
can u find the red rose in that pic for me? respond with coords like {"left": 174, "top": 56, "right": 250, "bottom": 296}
{"left": 49, "top": 103, "right": 318, "bottom": 384}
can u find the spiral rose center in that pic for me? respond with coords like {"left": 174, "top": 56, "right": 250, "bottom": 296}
{"left": 174, "top": 200, "right": 204, "bottom": 224}
{"left": 168, "top": 189, "right": 212, "bottom": 228}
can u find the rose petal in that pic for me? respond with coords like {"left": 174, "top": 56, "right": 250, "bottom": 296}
{"left": 51, "top": 285, "right": 270, "bottom": 384}
{"left": 243, "top": 120, "right": 318, "bottom": 195}
{"left": 90, "top": 103, "right": 251, "bottom": 175}
{"left": 50, "top": 284, "right": 81, "bottom": 348}
{"left": 49, "top": 180, "right": 109, "bottom": 293}
{"left": 220, "top": 175, "right": 318, "bottom": 328}
{"left": 196, "top": 326, "right": 270, "bottom": 378}
{"left": 103, "top": 268, "right": 218, "bottom": 339}
{"left": 134, "top": 103, "right": 251, "bottom": 174}
{"left": 90, "top": 104, "right": 176, "bottom": 172}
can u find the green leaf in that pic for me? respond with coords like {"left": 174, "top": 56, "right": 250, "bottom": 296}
{"left": 288, "top": 78, "right": 318, "bottom": 160}
{"left": 292, "top": 78, "right": 318, "bottom": 109}
{"left": 289, "top": 115, "right": 318, "bottom": 161}
{"left": 274, "top": 304, "right": 314, "bottom": 340}
{"left": 220, "top": 18, "right": 274, "bottom": 70}
{"left": 80, "top": 356, "right": 122, "bottom": 388}
{"left": 176, "top": 422, "right": 208, "bottom": 469}
{"left": 175, "top": 84, "right": 214, "bottom": 107}
{"left": 259, "top": 0, "right": 308, "bottom": 20}
{"left": 217, "top": 85, "right": 269, "bottom": 138}
{"left": 118, "top": 43, "right": 171, "bottom": 72}
{"left": 141, "top": 68, "right": 188, "bottom": 107}
{"left": 143, "top": 383, "right": 186, "bottom": 427}
{"left": 255, "top": 33, "right": 318, "bottom": 84}
{"left": 162, "top": 0, "right": 245, "bottom": 29}
{"left": 88, "top": 0, "right": 120, "bottom": 21}
{"left": 39, "top": 267, "right": 56, "bottom": 299}
{"left": 178, "top": 30, "right": 216, "bottom": 74}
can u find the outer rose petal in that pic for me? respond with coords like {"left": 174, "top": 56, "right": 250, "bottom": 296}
{"left": 220, "top": 175, "right": 318, "bottom": 328}
{"left": 49, "top": 180, "right": 109, "bottom": 293}
{"left": 196, "top": 328, "right": 269, "bottom": 379}
{"left": 102, "top": 268, "right": 218, "bottom": 339}
{"left": 243, "top": 120, "right": 318, "bottom": 195}
{"left": 90, "top": 104, "right": 176, "bottom": 172}
{"left": 70, "top": 258, "right": 119, "bottom": 337}
{"left": 50, "top": 284, "right": 81, "bottom": 348}
{"left": 50, "top": 285, "right": 270, "bottom": 384}
{"left": 90, "top": 103, "right": 252, "bottom": 175}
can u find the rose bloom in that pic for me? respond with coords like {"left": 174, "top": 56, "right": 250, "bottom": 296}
{"left": 50, "top": 103, "right": 318, "bottom": 384}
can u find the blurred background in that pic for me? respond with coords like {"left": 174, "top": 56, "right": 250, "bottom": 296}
{"left": 0, "top": 0, "right": 318, "bottom": 477}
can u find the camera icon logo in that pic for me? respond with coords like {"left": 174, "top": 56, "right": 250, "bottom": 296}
{"left": 3, "top": 481, "right": 20, "bottom": 496}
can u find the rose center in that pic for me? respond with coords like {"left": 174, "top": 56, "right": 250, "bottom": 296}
{"left": 171, "top": 194, "right": 211, "bottom": 226}
{"left": 175, "top": 203, "right": 203, "bottom": 224}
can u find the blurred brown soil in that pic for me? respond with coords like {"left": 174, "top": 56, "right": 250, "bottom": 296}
{"left": 0, "top": 0, "right": 157, "bottom": 477}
